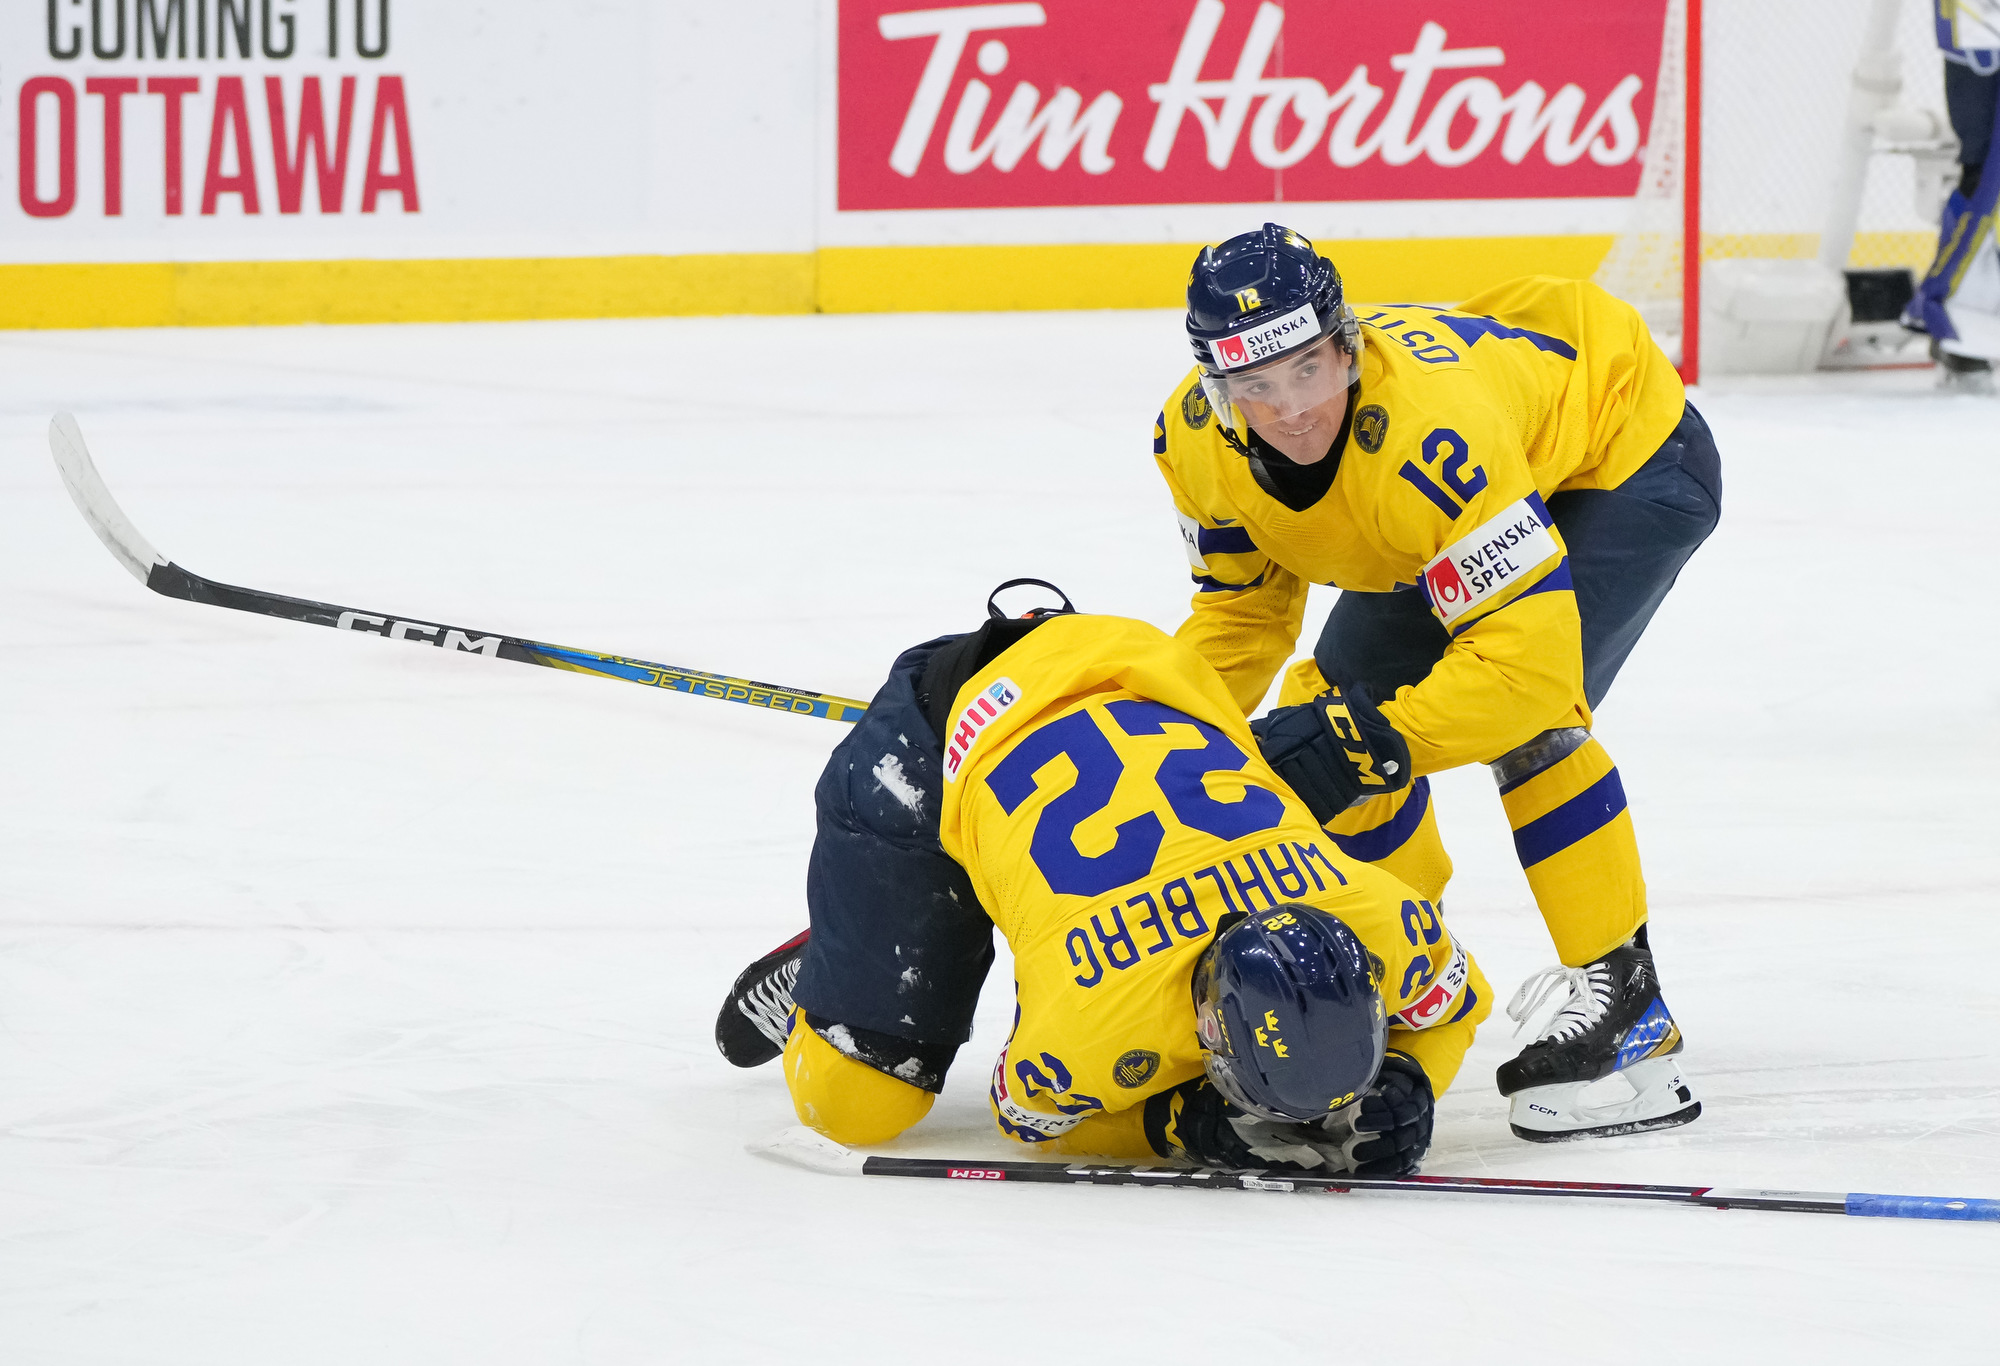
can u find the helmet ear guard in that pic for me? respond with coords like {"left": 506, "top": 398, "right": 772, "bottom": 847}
{"left": 1192, "top": 903, "right": 1388, "bottom": 1123}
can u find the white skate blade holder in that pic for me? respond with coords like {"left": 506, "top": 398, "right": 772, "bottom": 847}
{"left": 1510, "top": 1057, "right": 1701, "bottom": 1143}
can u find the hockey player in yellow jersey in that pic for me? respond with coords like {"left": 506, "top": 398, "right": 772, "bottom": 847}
{"left": 1155, "top": 225, "right": 1717, "bottom": 1141}
{"left": 714, "top": 585, "right": 1490, "bottom": 1173}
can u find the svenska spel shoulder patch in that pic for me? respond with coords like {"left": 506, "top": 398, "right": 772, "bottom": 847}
{"left": 1392, "top": 936, "right": 1470, "bottom": 1031}
{"left": 1176, "top": 510, "right": 1209, "bottom": 571}
{"left": 1421, "top": 496, "right": 1559, "bottom": 628}
{"left": 942, "top": 677, "right": 1021, "bottom": 783}
{"left": 988, "top": 1049, "right": 1082, "bottom": 1140}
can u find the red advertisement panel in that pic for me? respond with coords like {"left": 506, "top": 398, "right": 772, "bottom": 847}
{"left": 838, "top": 0, "right": 1668, "bottom": 210}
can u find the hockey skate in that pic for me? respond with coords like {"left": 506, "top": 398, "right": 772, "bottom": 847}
{"left": 714, "top": 930, "right": 809, "bottom": 1068}
{"left": 1936, "top": 347, "right": 1996, "bottom": 395}
{"left": 1496, "top": 928, "right": 1700, "bottom": 1143}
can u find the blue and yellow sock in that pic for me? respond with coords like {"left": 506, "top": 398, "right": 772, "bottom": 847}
{"left": 1496, "top": 734, "right": 1646, "bottom": 966}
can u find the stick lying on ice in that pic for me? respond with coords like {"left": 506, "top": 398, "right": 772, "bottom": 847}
{"left": 749, "top": 1127, "right": 2000, "bottom": 1223}
{"left": 48, "top": 413, "right": 869, "bottom": 723}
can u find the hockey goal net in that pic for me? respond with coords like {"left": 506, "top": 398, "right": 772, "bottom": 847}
{"left": 1592, "top": 0, "right": 1957, "bottom": 377}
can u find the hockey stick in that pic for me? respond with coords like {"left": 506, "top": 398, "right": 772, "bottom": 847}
{"left": 751, "top": 1128, "right": 1999, "bottom": 1223}
{"left": 47, "top": 414, "right": 870, "bottom": 723}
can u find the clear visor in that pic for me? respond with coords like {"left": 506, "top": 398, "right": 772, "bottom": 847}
{"left": 1201, "top": 334, "right": 1353, "bottom": 431}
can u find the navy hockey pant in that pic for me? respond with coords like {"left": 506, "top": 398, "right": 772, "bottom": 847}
{"left": 1315, "top": 401, "right": 1723, "bottom": 715}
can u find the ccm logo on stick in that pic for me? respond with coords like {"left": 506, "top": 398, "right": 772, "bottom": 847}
{"left": 337, "top": 611, "right": 502, "bottom": 656}
{"left": 946, "top": 1168, "right": 1007, "bottom": 1180}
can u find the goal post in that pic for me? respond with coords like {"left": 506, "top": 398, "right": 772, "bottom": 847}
{"left": 1592, "top": 0, "right": 1960, "bottom": 380}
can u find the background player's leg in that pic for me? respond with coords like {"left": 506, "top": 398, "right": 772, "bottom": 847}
{"left": 1488, "top": 404, "right": 1718, "bottom": 1140}
{"left": 1547, "top": 403, "right": 1722, "bottom": 712}
{"left": 1910, "top": 61, "right": 2000, "bottom": 385}
{"left": 1496, "top": 732, "right": 1644, "bottom": 966}
{"left": 782, "top": 1015, "right": 934, "bottom": 1146}
{"left": 1491, "top": 402, "right": 1716, "bottom": 962}
{"left": 1490, "top": 401, "right": 1713, "bottom": 947}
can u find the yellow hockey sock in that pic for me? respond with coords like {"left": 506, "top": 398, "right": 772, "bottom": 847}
{"left": 1498, "top": 735, "right": 1646, "bottom": 965}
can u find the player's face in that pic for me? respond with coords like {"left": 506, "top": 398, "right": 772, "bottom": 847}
{"left": 1227, "top": 337, "right": 1351, "bottom": 465}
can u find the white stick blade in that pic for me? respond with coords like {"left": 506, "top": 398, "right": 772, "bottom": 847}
{"left": 747, "top": 1126, "right": 867, "bottom": 1177}
{"left": 49, "top": 412, "right": 166, "bottom": 585}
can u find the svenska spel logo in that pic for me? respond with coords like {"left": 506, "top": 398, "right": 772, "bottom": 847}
{"left": 1214, "top": 335, "right": 1248, "bottom": 368}
{"left": 1426, "top": 558, "right": 1470, "bottom": 607}
{"left": 1403, "top": 979, "right": 1452, "bottom": 1027}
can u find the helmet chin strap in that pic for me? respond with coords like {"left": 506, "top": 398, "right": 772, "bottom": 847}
{"left": 1218, "top": 372, "right": 1361, "bottom": 468}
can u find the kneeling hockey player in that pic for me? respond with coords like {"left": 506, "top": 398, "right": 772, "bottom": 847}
{"left": 1154, "top": 225, "right": 1716, "bottom": 1140}
{"left": 718, "top": 589, "right": 1490, "bottom": 1175}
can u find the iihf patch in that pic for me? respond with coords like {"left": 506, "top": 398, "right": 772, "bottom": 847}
{"left": 1112, "top": 1049, "right": 1161, "bottom": 1088}
{"left": 1181, "top": 385, "right": 1213, "bottom": 430}
{"left": 1355, "top": 404, "right": 1389, "bottom": 453}
{"left": 942, "top": 677, "right": 1021, "bottom": 783}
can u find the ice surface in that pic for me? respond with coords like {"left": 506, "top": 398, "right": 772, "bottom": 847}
{"left": 1, "top": 315, "right": 1996, "bottom": 1362}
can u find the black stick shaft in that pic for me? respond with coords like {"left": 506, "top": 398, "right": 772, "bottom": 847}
{"left": 144, "top": 560, "right": 870, "bottom": 722}
{"left": 856, "top": 1157, "right": 2000, "bottom": 1221}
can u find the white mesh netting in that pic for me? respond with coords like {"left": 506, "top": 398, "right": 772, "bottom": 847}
{"left": 1592, "top": 0, "right": 1953, "bottom": 362}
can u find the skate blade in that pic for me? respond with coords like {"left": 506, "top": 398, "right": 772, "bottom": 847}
{"left": 1510, "top": 1100, "right": 1702, "bottom": 1144}
{"left": 1508, "top": 1057, "right": 1701, "bottom": 1143}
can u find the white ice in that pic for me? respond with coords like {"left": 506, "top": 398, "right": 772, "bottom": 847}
{"left": 2, "top": 314, "right": 1996, "bottom": 1362}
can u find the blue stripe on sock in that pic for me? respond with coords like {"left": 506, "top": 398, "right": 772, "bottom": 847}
{"left": 1329, "top": 777, "right": 1431, "bottom": 863}
{"left": 1511, "top": 768, "right": 1628, "bottom": 868}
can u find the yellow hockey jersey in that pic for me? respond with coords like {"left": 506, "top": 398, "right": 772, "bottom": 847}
{"left": 1155, "top": 276, "right": 1685, "bottom": 774}
{"left": 933, "top": 613, "right": 1489, "bottom": 1150}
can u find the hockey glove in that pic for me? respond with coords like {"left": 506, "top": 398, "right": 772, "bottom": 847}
{"left": 1250, "top": 682, "right": 1412, "bottom": 825}
{"left": 1146, "top": 1078, "right": 1330, "bottom": 1172}
{"left": 1322, "top": 1051, "right": 1435, "bottom": 1176}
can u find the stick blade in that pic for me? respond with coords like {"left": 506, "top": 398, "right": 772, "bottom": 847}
{"left": 747, "top": 1126, "right": 868, "bottom": 1177}
{"left": 50, "top": 412, "right": 166, "bottom": 585}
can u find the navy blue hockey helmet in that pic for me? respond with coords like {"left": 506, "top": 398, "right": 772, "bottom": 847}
{"left": 1186, "top": 224, "right": 1363, "bottom": 431}
{"left": 1191, "top": 904, "right": 1387, "bottom": 1122}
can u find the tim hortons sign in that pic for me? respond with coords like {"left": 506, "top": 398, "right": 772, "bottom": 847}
{"left": 839, "top": 0, "right": 1668, "bottom": 210}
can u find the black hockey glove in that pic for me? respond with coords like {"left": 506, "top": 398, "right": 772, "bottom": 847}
{"left": 1144, "top": 1079, "right": 1328, "bottom": 1172}
{"left": 1250, "top": 682, "right": 1413, "bottom": 825}
{"left": 1329, "top": 1051, "right": 1435, "bottom": 1176}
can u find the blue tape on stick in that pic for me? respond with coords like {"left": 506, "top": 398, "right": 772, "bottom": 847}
{"left": 1845, "top": 1193, "right": 2000, "bottom": 1222}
